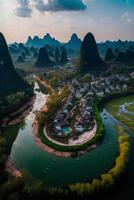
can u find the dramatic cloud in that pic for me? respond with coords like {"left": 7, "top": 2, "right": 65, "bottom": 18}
{"left": 14, "top": 0, "right": 87, "bottom": 17}
{"left": 34, "top": 0, "right": 87, "bottom": 12}
{"left": 15, "top": 0, "right": 32, "bottom": 17}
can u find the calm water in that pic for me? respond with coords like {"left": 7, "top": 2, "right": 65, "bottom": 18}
{"left": 9, "top": 83, "right": 119, "bottom": 186}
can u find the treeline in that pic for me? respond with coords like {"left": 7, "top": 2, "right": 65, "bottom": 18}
{"left": 36, "top": 86, "right": 70, "bottom": 128}
{"left": 99, "top": 89, "right": 134, "bottom": 107}
{"left": 0, "top": 135, "right": 7, "bottom": 185}
{"left": 92, "top": 100, "right": 104, "bottom": 142}
{"left": 0, "top": 88, "right": 33, "bottom": 120}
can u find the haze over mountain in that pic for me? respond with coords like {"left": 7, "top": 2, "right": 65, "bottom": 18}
{"left": 25, "top": 33, "right": 134, "bottom": 56}
{"left": 26, "top": 33, "right": 60, "bottom": 48}
{"left": 0, "top": 33, "right": 30, "bottom": 95}
{"left": 64, "top": 33, "right": 81, "bottom": 51}
{"left": 26, "top": 33, "right": 81, "bottom": 50}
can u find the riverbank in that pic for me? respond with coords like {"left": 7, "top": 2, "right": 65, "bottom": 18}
{"left": 32, "top": 79, "right": 72, "bottom": 157}
{"left": 105, "top": 95, "right": 134, "bottom": 132}
{"left": 32, "top": 119, "right": 97, "bottom": 157}
{"left": 5, "top": 157, "right": 22, "bottom": 178}
{"left": 32, "top": 102, "right": 99, "bottom": 156}
{"left": 0, "top": 95, "right": 36, "bottom": 128}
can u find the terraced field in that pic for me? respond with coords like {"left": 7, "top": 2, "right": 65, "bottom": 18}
{"left": 105, "top": 95, "right": 134, "bottom": 132}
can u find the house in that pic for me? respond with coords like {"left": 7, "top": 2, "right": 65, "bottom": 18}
{"left": 75, "top": 125, "right": 84, "bottom": 133}
{"left": 55, "top": 126, "right": 61, "bottom": 131}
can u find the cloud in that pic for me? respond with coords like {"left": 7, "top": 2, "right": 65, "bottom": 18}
{"left": 14, "top": 0, "right": 87, "bottom": 17}
{"left": 121, "top": 11, "right": 133, "bottom": 24}
{"left": 34, "top": 0, "right": 87, "bottom": 12}
{"left": 15, "top": 0, "right": 32, "bottom": 17}
{"left": 121, "top": 11, "right": 129, "bottom": 19}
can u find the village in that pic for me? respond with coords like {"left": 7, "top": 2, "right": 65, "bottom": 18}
{"left": 47, "top": 72, "right": 133, "bottom": 142}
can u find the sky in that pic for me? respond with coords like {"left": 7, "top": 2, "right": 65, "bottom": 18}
{"left": 0, "top": 0, "right": 134, "bottom": 43}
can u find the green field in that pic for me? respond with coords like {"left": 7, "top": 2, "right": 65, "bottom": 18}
{"left": 105, "top": 95, "right": 134, "bottom": 133}
{"left": 126, "top": 104, "right": 134, "bottom": 112}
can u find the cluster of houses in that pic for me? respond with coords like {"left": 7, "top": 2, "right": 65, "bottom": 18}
{"left": 58, "top": 74, "right": 131, "bottom": 99}
{"left": 73, "top": 98, "right": 94, "bottom": 134}
{"left": 51, "top": 89, "right": 94, "bottom": 137}
{"left": 89, "top": 75, "right": 129, "bottom": 98}
{"left": 48, "top": 73, "right": 133, "bottom": 139}
{"left": 52, "top": 92, "right": 77, "bottom": 136}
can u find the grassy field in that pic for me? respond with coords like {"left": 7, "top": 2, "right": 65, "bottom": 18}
{"left": 105, "top": 95, "right": 134, "bottom": 133}
{"left": 126, "top": 104, "right": 134, "bottom": 112}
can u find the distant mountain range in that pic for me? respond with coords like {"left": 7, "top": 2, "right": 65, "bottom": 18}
{"left": 26, "top": 33, "right": 60, "bottom": 48}
{"left": 25, "top": 33, "right": 134, "bottom": 55}
{"left": 26, "top": 33, "right": 81, "bottom": 52}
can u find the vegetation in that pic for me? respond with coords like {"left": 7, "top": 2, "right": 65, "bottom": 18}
{"left": 0, "top": 32, "right": 33, "bottom": 121}
{"left": 39, "top": 70, "right": 77, "bottom": 90}
{"left": 37, "top": 86, "right": 70, "bottom": 128}
{"left": 105, "top": 95, "right": 134, "bottom": 132}
{"left": 69, "top": 127, "right": 130, "bottom": 195}
{"left": 115, "top": 50, "right": 134, "bottom": 65}
{"left": 0, "top": 124, "right": 130, "bottom": 200}
{"left": 126, "top": 104, "right": 134, "bottom": 112}
{"left": 38, "top": 100, "right": 104, "bottom": 152}
{"left": 0, "top": 90, "right": 33, "bottom": 120}
{"left": 36, "top": 81, "right": 49, "bottom": 95}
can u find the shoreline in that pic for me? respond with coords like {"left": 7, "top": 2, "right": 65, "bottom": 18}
{"left": 32, "top": 120, "right": 97, "bottom": 157}
{"left": 5, "top": 157, "right": 22, "bottom": 178}
{"left": 32, "top": 118, "right": 97, "bottom": 158}
{"left": 32, "top": 120, "right": 72, "bottom": 157}
{"left": 2, "top": 95, "right": 36, "bottom": 178}
{"left": 0, "top": 95, "right": 36, "bottom": 127}
{"left": 44, "top": 123, "right": 97, "bottom": 147}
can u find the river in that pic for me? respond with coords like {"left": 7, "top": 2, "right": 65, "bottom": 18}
{"left": 3, "top": 83, "right": 119, "bottom": 186}
{"left": 3, "top": 83, "right": 134, "bottom": 199}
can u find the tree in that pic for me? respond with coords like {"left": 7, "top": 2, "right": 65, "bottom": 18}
{"left": 24, "top": 181, "right": 44, "bottom": 197}
{"left": 105, "top": 48, "right": 115, "bottom": 61}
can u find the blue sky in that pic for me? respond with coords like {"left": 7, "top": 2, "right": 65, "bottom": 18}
{"left": 0, "top": 0, "right": 134, "bottom": 43}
